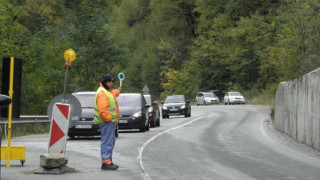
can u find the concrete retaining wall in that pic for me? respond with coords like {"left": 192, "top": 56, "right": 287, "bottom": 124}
{"left": 275, "top": 68, "right": 320, "bottom": 150}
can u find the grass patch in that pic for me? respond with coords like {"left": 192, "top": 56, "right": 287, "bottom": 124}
{"left": 242, "top": 86, "right": 277, "bottom": 122}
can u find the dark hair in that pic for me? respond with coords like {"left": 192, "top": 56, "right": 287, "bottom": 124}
{"left": 101, "top": 74, "right": 114, "bottom": 90}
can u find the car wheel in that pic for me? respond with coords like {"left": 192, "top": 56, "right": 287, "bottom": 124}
{"left": 166, "top": 115, "right": 169, "bottom": 118}
{"left": 140, "top": 125, "right": 146, "bottom": 132}
{"left": 156, "top": 118, "right": 160, "bottom": 126}
{"left": 151, "top": 120, "right": 156, "bottom": 127}
{"left": 151, "top": 118, "right": 156, "bottom": 128}
{"left": 156, "top": 112, "right": 160, "bottom": 126}
{"left": 146, "top": 121, "right": 150, "bottom": 131}
{"left": 162, "top": 115, "right": 166, "bottom": 119}
{"left": 185, "top": 113, "right": 188, "bottom": 117}
{"left": 115, "top": 128, "right": 119, "bottom": 138}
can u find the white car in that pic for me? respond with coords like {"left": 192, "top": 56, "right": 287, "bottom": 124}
{"left": 196, "top": 92, "right": 220, "bottom": 105}
{"left": 224, "top": 91, "right": 245, "bottom": 105}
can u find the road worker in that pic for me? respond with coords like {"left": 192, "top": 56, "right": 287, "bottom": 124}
{"left": 94, "top": 74, "right": 121, "bottom": 170}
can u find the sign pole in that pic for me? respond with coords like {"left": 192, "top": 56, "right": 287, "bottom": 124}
{"left": 63, "top": 49, "right": 76, "bottom": 100}
{"left": 118, "top": 73, "right": 125, "bottom": 87}
{"left": 6, "top": 57, "right": 14, "bottom": 167}
{"left": 1, "top": 57, "right": 26, "bottom": 167}
{"left": 63, "top": 58, "right": 69, "bottom": 100}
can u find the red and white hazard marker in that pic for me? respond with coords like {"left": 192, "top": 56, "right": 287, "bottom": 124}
{"left": 48, "top": 103, "right": 70, "bottom": 154}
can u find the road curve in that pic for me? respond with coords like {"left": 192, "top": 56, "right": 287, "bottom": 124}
{"left": 140, "top": 105, "right": 320, "bottom": 180}
{"left": 1, "top": 105, "right": 320, "bottom": 180}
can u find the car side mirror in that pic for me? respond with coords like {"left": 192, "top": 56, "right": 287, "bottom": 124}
{"left": 161, "top": 101, "right": 164, "bottom": 104}
{"left": 145, "top": 104, "right": 150, "bottom": 108}
{"left": 187, "top": 100, "right": 190, "bottom": 103}
{"left": 0, "top": 94, "right": 11, "bottom": 107}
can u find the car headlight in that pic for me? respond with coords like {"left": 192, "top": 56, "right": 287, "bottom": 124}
{"left": 180, "top": 105, "right": 186, "bottom": 109}
{"left": 133, "top": 111, "right": 142, "bottom": 118}
{"left": 163, "top": 106, "right": 168, "bottom": 110}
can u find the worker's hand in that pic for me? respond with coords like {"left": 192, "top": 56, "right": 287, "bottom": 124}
{"left": 118, "top": 86, "right": 122, "bottom": 92}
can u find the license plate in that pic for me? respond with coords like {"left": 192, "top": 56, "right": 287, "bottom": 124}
{"left": 75, "top": 125, "right": 92, "bottom": 129}
{"left": 169, "top": 113, "right": 180, "bottom": 115}
{"left": 170, "top": 109, "right": 178, "bottom": 111}
{"left": 119, "top": 120, "right": 128, "bottom": 123}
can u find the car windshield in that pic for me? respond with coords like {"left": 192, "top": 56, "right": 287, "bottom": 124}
{"left": 73, "top": 94, "right": 95, "bottom": 108}
{"left": 204, "top": 93, "right": 216, "bottom": 97}
{"left": 144, "top": 95, "right": 152, "bottom": 105}
{"left": 165, "top": 96, "right": 185, "bottom": 103}
{"left": 229, "top": 92, "right": 242, "bottom": 96}
{"left": 117, "top": 94, "right": 141, "bottom": 107}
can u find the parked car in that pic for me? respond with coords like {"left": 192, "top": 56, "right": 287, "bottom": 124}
{"left": 143, "top": 94, "right": 161, "bottom": 127}
{"left": 117, "top": 93, "right": 150, "bottom": 132}
{"left": 208, "top": 90, "right": 223, "bottom": 102}
{"left": 224, "top": 91, "right": 245, "bottom": 105}
{"left": 68, "top": 91, "right": 119, "bottom": 138}
{"left": 195, "top": 92, "right": 219, "bottom": 105}
{"left": 161, "top": 95, "right": 191, "bottom": 118}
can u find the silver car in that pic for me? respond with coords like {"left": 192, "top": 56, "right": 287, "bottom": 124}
{"left": 224, "top": 91, "right": 245, "bottom": 105}
{"left": 196, "top": 92, "right": 220, "bottom": 105}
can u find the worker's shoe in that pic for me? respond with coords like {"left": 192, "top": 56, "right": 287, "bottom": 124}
{"left": 101, "top": 163, "right": 119, "bottom": 170}
{"left": 111, "top": 162, "right": 119, "bottom": 169}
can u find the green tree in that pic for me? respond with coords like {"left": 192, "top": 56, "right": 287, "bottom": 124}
{"left": 65, "top": 0, "right": 126, "bottom": 91}
{"left": 259, "top": 0, "right": 320, "bottom": 86}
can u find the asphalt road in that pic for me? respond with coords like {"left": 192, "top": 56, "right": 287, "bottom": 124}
{"left": 1, "top": 105, "right": 320, "bottom": 180}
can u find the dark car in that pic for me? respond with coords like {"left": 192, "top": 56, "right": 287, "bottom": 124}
{"left": 143, "top": 94, "right": 160, "bottom": 127}
{"left": 68, "top": 91, "right": 119, "bottom": 138}
{"left": 117, "top": 93, "right": 150, "bottom": 132}
{"left": 161, "top": 95, "right": 191, "bottom": 119}
{"left": 0, "top": 94, "right": 11, "bottom": 107}
{"left": 208, "top": 90, "right": 223, "bottom": 102}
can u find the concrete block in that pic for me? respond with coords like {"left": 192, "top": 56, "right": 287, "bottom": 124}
{"left": 40, "top": 153, "right": 68, "bottom": 168}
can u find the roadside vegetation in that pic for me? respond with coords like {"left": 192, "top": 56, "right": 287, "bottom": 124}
{"left": 0, "top": 122, "right": 50, "bottom": 138}
{"left": 1, "top": 0, "right": 320, "bottom": 114}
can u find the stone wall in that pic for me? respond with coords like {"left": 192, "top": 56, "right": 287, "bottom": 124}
{"left": 275, "top": 68, "right": 320, "bottom": 150}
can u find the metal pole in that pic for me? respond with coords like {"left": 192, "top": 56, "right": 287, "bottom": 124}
{"left": 63, "top": 58, "right": 69, "bottom": 100}
{"left": 6, "top": 57, "right": 14, "bottom": 167}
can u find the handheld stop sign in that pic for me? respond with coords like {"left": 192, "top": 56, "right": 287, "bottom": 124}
{"left": 118, "top": 73, "right": 125, "bottom": 87}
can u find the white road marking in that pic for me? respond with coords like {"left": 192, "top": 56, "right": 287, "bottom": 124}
{"left": 137, "top": 114, "right": 211, "bottom": 180}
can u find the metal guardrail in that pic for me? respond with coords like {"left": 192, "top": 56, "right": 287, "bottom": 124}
{"left": 0, "top": 115, "right": 50, "bottom": 140}
{"left": 0, "top": 115, "right": 50, "bottom": 124}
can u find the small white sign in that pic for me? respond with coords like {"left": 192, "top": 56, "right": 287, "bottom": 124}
{"left": 118, "top": 73, "right": 125, "bottom": 80}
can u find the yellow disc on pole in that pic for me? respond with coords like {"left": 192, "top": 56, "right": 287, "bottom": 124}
{"left": 64, "top": 49, "right": 76, "bottom": 61}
